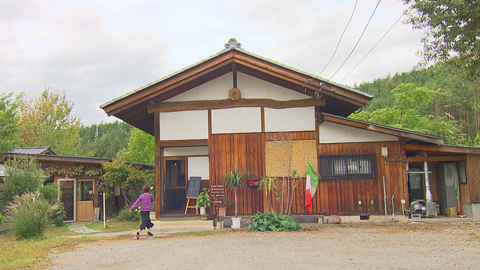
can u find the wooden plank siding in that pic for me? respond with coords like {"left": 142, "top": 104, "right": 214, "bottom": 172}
{"left": 210, "top": 133, "right": 264, "bottom": 216}
{"left": 467, "top": 154, "right": 480, "bottom": 203}
{"left": 317, "top": 141, "right": 408, "bottom": 215}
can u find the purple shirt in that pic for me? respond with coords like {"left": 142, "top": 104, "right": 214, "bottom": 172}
{"left": 130, "top": 193, "right": 153, "bottom": 212}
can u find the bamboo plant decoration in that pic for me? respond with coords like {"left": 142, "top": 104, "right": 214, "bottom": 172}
{"left": 222, "top": 168, "right": 247, "bottom": 218}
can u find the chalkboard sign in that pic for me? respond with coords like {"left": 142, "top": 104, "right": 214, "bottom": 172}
{"left": 186, "top": 177, "right": 202, "bottom": 198}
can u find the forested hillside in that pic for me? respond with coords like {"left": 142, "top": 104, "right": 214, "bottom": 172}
{"left": 352, "top": 63, "right": 480, "bottom": 146}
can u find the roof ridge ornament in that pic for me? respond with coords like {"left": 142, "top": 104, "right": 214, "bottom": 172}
{"left": 224, "top": 38, "right": 243, "bottom": 51}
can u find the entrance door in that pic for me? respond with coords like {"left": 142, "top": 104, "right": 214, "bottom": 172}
{"left": 58, "top": 179, "right": 76, "bottom": 222}
{"left": 165, "top": 158, "right": 187, "bottom": 213}
{"left": 76, "top": 179, "right": 94, "bottom": 221}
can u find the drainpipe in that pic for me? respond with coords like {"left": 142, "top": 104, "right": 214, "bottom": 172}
{"left": 424, "top": 161, "right": 433, "bottom": 202}
{"left": 383, "top": 176, "right": 387, "bottom": 223}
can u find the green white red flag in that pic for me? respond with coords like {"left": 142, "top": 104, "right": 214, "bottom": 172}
{"left": 305, "top": 160, "right": 319, "bottom": 215}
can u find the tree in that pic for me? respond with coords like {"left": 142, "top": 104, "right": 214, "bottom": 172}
{"left": 404, "top": 0, "right": 480, "bottom": 79}
{"left": 351, "top": 83, "right": 462, "bottom": 144}
{"left": 101, "top": 155, "right": 153, "bottom": 206}
{"left": 0, "top": 93, "right": 21, "bottom": 154}
{"left": 18, "top": 87, "right": 82, "bottom": 156}
{"left": 78, "top": 121, "right": 133, "bottom": 158}
{"left": 121, "top": 128, "right": 155, "bottom": 165}
{"left": 1, "top": 156, "right": 44, "bottom": 207}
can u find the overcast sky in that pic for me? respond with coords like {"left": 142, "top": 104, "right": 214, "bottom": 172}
{"left": 0, "top": 0, "right": 423, "bottom": 125}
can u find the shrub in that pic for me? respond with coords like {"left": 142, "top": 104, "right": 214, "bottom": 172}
{"left": 51, "top": 203, "right": 67, "bottom": 227}
{"left": 39, "top": 183, "right": 59, "bottom": 205}
{"left": 2, "top": 156, "right": 44, "bottom": 206}
{"left": 116, "top": 205, "right": 140, "bottom": 222}
{"left": 0, "top": 213, "right": 4, "bottom": 225}
{"left": 248, "top": 212, "right": 303, "bottom": 232}
{"left": 39, "top": 183, "right": 66, "bottom": 226}
{"left": 4, "top": 191, "right": 60, "bottom": 239}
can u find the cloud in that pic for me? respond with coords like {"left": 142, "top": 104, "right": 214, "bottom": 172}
{"left": 0, "top": 1, "right": 172, "bottom": 124}
{"left": 0, "top": 0, "right": 426, "bottom": 125}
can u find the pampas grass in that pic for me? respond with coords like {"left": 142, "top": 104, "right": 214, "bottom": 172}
{"left": 5, "top": 191, "right": 60, "bottom": 239}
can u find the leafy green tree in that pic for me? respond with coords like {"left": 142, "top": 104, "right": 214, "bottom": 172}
{"left": 18, "top": 87, "right": 82, "bottom": 156}
{"left": 356, "top": 63, "right": 479, "bottom": 145}
{"left": 101, "top": 155, "right": 153, "bottom": 206}
{"left": 1, "top": 156, "right": 44, "bottom": 207}
{"left": 403, "top": 0, "right": 480, "bottom": 79}
{"left": 0, "top": 93, "right": 21, "bottom": 154}
{"left": 351, "top": 83, "right": 461, "bottom": 144}
{"left": 78, "top": 121, "right": 133, "bottom": 158}
{"left": 121, "top": 128, "right": 155, "bottom": 165}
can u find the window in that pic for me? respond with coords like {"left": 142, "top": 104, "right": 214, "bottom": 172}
{"left": 319, "top": 153, "right": 376, "bottom": 180}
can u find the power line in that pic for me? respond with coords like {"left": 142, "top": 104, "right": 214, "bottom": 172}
{"left": 340, "top": 13, "right": 404, "bottom": 84}
{"left": 315, "top": 0, "right": 359, "bottom": 78}
{"left": 325, "top": 0, "right": 382, "bottom": 84}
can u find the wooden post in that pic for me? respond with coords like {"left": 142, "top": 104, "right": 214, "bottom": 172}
{"left": 154, "top": 112, "right": 162, "bottom": 221}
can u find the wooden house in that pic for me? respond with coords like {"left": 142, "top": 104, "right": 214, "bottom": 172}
{"left": 101, "top": 38, "right": 480, "bottom": 221}
{"left": 1, "top": 147, "right": 153, "bottom": 222}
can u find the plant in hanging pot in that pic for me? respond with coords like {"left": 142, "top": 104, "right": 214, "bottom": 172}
{"left": 223, "top": 168, "right": 247, "bottom": 229}
{"left": 195, "top": 188, "right": 212, "bottom": 216}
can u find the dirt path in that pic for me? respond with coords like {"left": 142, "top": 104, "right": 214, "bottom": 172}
{"left": 49, "top": 222, "right": 480, "bottom": 270}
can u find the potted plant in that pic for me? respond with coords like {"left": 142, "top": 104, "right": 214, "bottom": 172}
{"left": 218, "top": 196, "right": 230, "bottom": 217}
{"left": 195, "top": 188, "right": 212, "bottom": 215}
{"left": 201, "top": 213, "right": 209, "bottom": 221}
{"left": 223, "top": 168, "right": 247, "bottom": 229}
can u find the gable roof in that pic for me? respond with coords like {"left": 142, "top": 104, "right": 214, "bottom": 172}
{"left": 9, "top": 147, "right": 56, "bottom": 155}
{"left": 1, "top": 152, "right": 154, "bottom": 170}
{"left": 101, "top": 38, "right": 373, "bottom": 135}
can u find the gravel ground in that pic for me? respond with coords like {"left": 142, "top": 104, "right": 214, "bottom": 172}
{"left": 49, "top": 222, "right": 480, "bottom": 270}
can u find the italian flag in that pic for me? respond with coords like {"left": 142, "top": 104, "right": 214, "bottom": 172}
{"left": 305, "top": 160, "right": 320, "bottom": 215}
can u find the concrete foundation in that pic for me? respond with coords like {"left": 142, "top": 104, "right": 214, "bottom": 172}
{"left": 472, "top": 203, "right": 480, "bottom": 222}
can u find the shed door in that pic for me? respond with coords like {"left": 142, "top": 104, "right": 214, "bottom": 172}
{"left": 58, "top": 179, "right": 76, "bottom": 222}
{"left": 76, "top": 179, "right": 94, "bottom": 222}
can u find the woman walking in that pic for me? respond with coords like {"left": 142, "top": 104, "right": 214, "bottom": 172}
{"left": 130, "top": 185, "right": 154, "bottom": 239}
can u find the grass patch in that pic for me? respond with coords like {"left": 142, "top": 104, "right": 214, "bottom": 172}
{"left": 0, "top": 224, "right": 97, "bottom": 269}
{"left": 85, "top": 220, "right": 138, "bottom": 233}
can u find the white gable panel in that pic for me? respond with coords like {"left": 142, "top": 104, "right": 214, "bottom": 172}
{"left": 212, "top": 107, "right": 261, "bottom": 134}
{"left": 167, "top": 73, "right": 231, "bottom": 101}
{"left": 160, "top": 110, "right": 208, "bottom": 140}
{"left": 188, "top": 157, "right": 209, "bottom": 180}
{"left": 265, "top": 107, "right": 315, "bottom": 132}
{"left": 163, "top": 147, "right": 209, "bottom": 157}
{"left": 237, "top": 72, "right": 309, "bottom": 100}
{"left": 319, "top": 122, "right": 398, "bottom": 143}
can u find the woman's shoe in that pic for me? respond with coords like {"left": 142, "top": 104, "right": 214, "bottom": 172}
{"left": 136, "top": 232, "right": 140, "bottom": 240}
{"left": 148, "top": 232, "right": 153, "bottom": 236}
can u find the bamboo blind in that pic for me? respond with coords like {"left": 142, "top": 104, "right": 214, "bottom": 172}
{"left": 265, "top": 139, "right": 318, "bottom": 177}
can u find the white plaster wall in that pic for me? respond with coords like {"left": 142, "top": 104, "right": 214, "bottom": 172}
{"left": 265, "top": 107, "right": 316, "bottom": 132}
{"left": 165, "top": 72, "right": 309, "bottom": 102}
{"left": 237, "top": 72, "right": 309, "bottom": 100}
{"left": 319, "top": 122, "right": 398, "bottom": 143}
{"left": 212, "top": 107, "right": 261, "bottom": 134}
{"left": 163, "top": 147, "right": 209, "bottom": 157}
{"left": 160, "top": 110, "right": 208, "bottom": 140}
{"left": 167, "top": 73, "right": 231, "bottom": 101}
{"left": 188, "top": 156, "right": 210, "bottom": 180}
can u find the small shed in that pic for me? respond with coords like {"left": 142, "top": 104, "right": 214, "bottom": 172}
{"left": 2, "top": 147, "right": 153, "bottom": 222}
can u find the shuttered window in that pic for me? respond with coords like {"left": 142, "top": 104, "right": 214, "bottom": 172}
{"left": 319, "top": 153, "right": 376, "bottom": 180}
